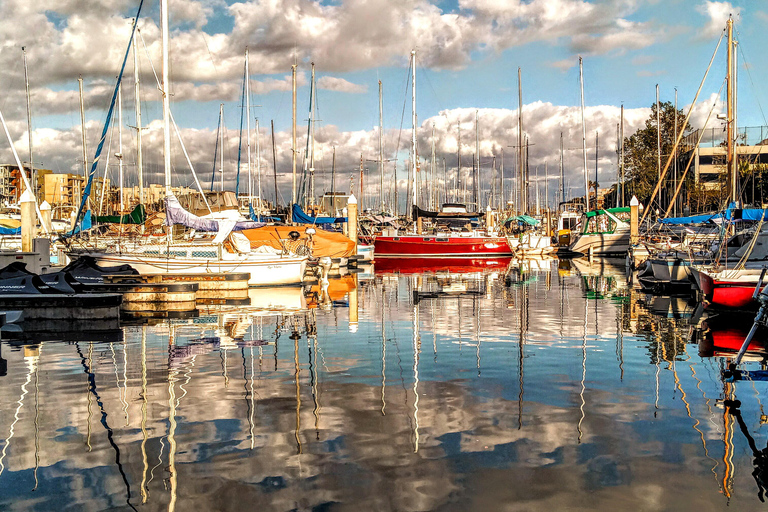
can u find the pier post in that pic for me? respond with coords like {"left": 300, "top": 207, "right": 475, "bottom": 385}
{"left": 40, "top": 200, "right": 52, "bottom": 233}
{"left": 348, "top": 194, "right": 358, "bottom": 255}
{"left": 630, "top": 195, "right": 639, "bottom": 246}
{"left": 20, "top": 188, "right": 36, "bottom": 252}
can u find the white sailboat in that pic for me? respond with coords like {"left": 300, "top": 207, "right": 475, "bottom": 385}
{"left": 77, "top": 0, "right": 307, "bottom": 286}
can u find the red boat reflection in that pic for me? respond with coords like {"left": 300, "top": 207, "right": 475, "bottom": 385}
{"left": 373, "top": 257, "right": 512, "bottom": 275}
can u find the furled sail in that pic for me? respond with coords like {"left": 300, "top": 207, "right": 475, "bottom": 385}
{"left": 165, "top": 194, "right": 265, "bottom": 232}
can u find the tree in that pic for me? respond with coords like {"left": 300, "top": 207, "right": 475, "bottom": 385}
{"left": 623, "top": 101, "right": 690, "bottom": 208}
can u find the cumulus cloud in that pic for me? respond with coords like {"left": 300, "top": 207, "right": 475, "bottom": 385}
{"left": 696, "top": 1, "right": 739, "bottom": 39}
{"left": 2, "top": 101, "right": 696, "bottom": 208}
{"left": 317, "top": 77, "right": 367, "bottom": 94}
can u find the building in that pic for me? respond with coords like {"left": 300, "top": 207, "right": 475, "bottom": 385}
{"left": 681, "top": 126, "right": 768, "bottom": 190}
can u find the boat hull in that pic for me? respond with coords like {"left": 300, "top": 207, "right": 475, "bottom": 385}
{"left": 693, "top": 268, "right": 762, "bottom": 309}
{"left": 84, "top": 253, "right": 307, "bottom": 287}
{"left": 373, "top": 235, "right": 513, "bottom": 258}
{"left": 568, "top": 232, "right": 630, "bottom": 256}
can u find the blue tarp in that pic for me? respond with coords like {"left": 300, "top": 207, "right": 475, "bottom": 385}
{"left": 292, "top": 203, "right": 346, "bottom": 224}
{"left": 0, "top": 226, "right": 20, "bottom": 235}
{"left": 661, "top": 204, "right": 768, "bottom": 225}
{"left": 660, "top": 213, "right": 721, "bottom": 225}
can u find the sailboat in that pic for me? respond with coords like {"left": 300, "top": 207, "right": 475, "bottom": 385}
{"left": 687, "top": 17, "right": 765, "bottom": 308}
{"left": 71, "top": 0, "right": 308, "bottom": 286}
{"left": 373, "top": 50, "right": 514, "bottom": 259}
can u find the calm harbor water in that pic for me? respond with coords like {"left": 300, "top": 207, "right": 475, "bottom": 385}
{"left": 0, "top": 258, "right": 765, "bottom": 511}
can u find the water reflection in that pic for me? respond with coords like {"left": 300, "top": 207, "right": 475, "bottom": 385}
{"left": 2, "top": 258, "right": 768, "bottom": 509}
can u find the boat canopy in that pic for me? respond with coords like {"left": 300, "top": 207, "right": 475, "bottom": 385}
{"left": 241, "top": 225, "right": 355, "bottom": 258}
{"left": 96, "top": 204, "right": 145, "bottom": 225}
{"left": 292, "top": 203, "right": 347, "bottom": 224}
{"left": 504, "top": 215, "right": 539, "bottom": 226}
{"left": 584, "top": 207, "right": 630, "bottom": 219}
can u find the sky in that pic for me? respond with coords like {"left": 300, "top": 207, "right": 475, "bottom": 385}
{"left": 0, "top": 0, "right": 765, "bottom": 211}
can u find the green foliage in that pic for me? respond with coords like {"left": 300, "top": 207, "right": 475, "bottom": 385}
{"left": 623, "top": 101, "right": 689, "bottom": 206}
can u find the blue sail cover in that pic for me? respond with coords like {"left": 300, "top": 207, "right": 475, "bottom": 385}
{"left": 662, "top": 205, "right": 768, "bottom": 225}
{"left": 292, "top": 203, "right": 346, "bottom": 224}
{"left": 660, "top": 213, "right": 722, "bottom": 225}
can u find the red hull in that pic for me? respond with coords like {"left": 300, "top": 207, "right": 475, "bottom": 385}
{"left": 696, "top": 270, "right": 759, "bottom": 309}
{"left": 373, "top": 235, "right": 513, "bottom": 257}
{"left": 374, "top": 257, "right": 512, "bottom": 275}
{"left": 710, "top": 282, "right": 757, "bottom": 308}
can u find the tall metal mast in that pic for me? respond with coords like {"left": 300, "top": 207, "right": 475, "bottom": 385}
{"left": 457, "top": 120, "right": 461, "bottom": 203}
{"left": 430, "top": 123, "right": 436, "bottom": 210}
{"left": 559, "top": 131, "right": 564, "bottom": 206}
{"left": 219, "top": 103, "right": 224, "bottom": 192}
{"left": 161, "top": 0, "right": 172, "bottom": 244}
{"left": 291, "top": 62, "right": 297, "bottom": 214}
{"left": 118, "top": 82, "right": 124, "bottom": 212}
{"left": 656, "top": 84, "right": 661, "bottom": 207}
{"left": 475, "top": 109, "right": 479, "bottom": 209}
{"left": 78, "top": 76, "right": 88, "bottom": 180}
{"left": 410, "top": 49, "right": 417, "bottom": 220}
{"left": 726, "top": 16, "right": 737, "bottom": 203}
{"left": 309, "top": 62, "right": 316, "bottom": 207}
{"left": 133, "top": 23, "right": 144, "bottom": 205}
{"left": 518, "top": 67, "right": 524, "bottom": 214}
{"left": 579, "top": 57, "right": 589, "bottom": 211}
{"left": 620, "top": 105, "right": 624, "bottom": 207}
{"left": 246, "top": 48, "right": 253, "bottom": 212}
{"left": 22, "top": 47, "right": 33, "bottom": 194}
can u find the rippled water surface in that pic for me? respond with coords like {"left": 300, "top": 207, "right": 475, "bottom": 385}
{"left": 1, "top": 258, "right": 767, "bottom": 511}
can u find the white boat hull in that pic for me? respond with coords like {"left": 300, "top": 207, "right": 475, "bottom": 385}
{"left": 84, "top": 252, "right": 307, "bottom": 287}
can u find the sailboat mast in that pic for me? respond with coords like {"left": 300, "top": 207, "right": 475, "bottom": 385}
{"left": 559, "top": 131, "right": 564, "bottom": 206}
{"left": 518, "top": 67, "right": 524, "bottom": 214}
{"left": 271, "top": 120, "right": 278, "bottom": 207}
{"left": 615, "top": 122, "right": 620, "bottom": 208}
{"left": 310, "top": 62, "right": 315, "bottom": 208}
{"left": 726, "top": 17, "right": 736, "bottom": 203}
{"left": 410, "top": 49, "right": 417, "bottom": 220}
{"left": 246, "top": 48, "right": 252, "bottom": 212}
{"left": 579, "top": 57, "right": 589, "bottom": 211}
{"left": 161, "top": 0, "right": 171, "bottom": 199}
{"left": 475, "top": 109, "right": 479, "bottom": 209}
{"left": 133, "top": 24, "right": 144, "bottom": 205}
{"left": 656, "top": 84, "right": 661, "bottom": 206}
{"left": 379, "top": 80, "right": 384, "bottom": 213}
{"left": 22, "top": 47, "right": 33, "bottom": 193}
{"left": 219, "top": 103, "right": 224, "bottom": 192}
{"left": 256, "top": 118, "right": 261, "bottom": 218}
{"left": 500, "top": 149, "right": 504, "bottom": 209}
{"left": 545, "top": 161, "right": 549, "bottom": 212}
{"left": 673, "top": 88, "right": 678, "bottom": 215}
{"left": 457, "top": 121, "right": 461, "bottom": 203}
{"left": 594, "top": 130, "right": 598, "bottom": 207}
{"left": 431, "top": 123, "right": 436, "bottom": 210}
{"left": 78, "top": 76, "right": 88, "bottom": 180}
{"left": 291, "top": 63, "right": 297, "bottom": 215}
{"left": 118, "top": 82, "right": 124, "bottom": 212}
{"left": 620, "top": 106, "right": 624, "bottom": 207}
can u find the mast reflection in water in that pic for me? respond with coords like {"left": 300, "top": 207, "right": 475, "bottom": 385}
{"left": 2, "top": 258, "right": 768, "bottom": 510}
